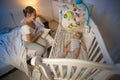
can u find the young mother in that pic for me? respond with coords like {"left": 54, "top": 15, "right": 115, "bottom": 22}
{"left": 21, "top": 6, "right": 47, "bottom": 58}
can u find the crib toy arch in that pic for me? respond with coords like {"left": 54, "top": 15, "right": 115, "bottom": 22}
{"left": 59, "top": 3, "right": 89, "bottom": 29}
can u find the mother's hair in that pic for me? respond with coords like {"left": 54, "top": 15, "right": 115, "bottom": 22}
{"left": 23, "top": 6, "right": 36, "bottom": 17}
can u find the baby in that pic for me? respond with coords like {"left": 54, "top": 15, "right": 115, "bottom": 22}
{"left": 62, "top": 32, "right": 87, "bottom": 59}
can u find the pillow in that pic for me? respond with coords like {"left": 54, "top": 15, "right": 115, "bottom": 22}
{"left": 41, "top": 28, "right": 51, "bottom": 38}
{"left": 21, "top": 18, "right": 50, "bottom": 38}
{"left": 36, "top": 37, "right": 48, "bottom": 48}
{"left": 45, "top": 34, "right": 54, "bottom": 47}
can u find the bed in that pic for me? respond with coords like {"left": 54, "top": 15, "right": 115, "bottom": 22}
{"left": 0, "top": 17, "right": 54, "bottom": 78}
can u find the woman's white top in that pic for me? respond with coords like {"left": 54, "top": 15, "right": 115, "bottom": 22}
{"left": 21, "top": 25, "right": 35, "bottom": 41}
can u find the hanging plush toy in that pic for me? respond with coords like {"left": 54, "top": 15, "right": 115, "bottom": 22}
{"left": 75, "top": 0, "right": 90, "bottom": 26}
{"left": 64, "top": 11, "right": 74, "bottom": 20}
{"left": 61, "top": 0, "right": 90, "bottom": 29}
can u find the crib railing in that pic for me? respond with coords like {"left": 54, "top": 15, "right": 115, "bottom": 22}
{"left": 42, "top": 58, "right": 117, "bottom": 80}
{"left": 49, "top": 19, "right": 113, "bottom": 65}
{"left": 49, "top": 23, "right": 62, "bottom": 58}
{"left": 83, "top": 19, "right": 113, "bottom": 64}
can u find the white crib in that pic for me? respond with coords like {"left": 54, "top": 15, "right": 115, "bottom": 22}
{"left": 44, "top": 19, "right": 118, "bottom": 79}
{"left": 31, "top": 19, "right": 120, "bottom": 80}
{"left": 31, "top": 3, "right": 120, "bottom": 80}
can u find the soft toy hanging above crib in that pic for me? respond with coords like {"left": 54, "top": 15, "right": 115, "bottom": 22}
{"left": 75, "top": 0, "right": 90, "bottom": 26}
{"left": 59, "top": 0, "right": 90, "bottom": 30}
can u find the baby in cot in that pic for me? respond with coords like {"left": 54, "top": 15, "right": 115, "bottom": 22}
{"left": 61, "top": 32, "right": 87, "bottom": 59}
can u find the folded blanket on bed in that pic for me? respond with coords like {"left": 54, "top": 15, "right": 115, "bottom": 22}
{"left": 0, "top": 27, "right": 31, "bottom": 77}
{"left": 0, "top": 25, "right": 54, "bottom": 77}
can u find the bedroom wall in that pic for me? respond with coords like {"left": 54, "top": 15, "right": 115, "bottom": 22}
{"left": 0, "top": 0, "right": 53, "bottom": 32}
{"left": 85, "top": 0, "right": 120, "bottom": 63}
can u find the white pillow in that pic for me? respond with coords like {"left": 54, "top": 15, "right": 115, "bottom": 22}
{"left": 41, "top": 28, "right": 51, "bottom": 38}
{"left": 35, "top": 17, "right": 51, "bottom": 38}
{"left": 21, "top": 18, "right": 50, "bottom": 38}
{"left": 45, "top": 34, "right": 54, "bottom": 47}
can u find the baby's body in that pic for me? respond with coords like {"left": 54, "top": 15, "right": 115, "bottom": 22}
{"left": 62, "top": 32, "right": 87, "bottom": 59}
{"left": 70, "top": 38, "right": 81, "bottom": 52}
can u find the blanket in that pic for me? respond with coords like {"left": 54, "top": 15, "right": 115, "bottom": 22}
{"left": 0, "top": 27, "right": 32, "bottom": 77}
{"left": 0, "top": 18, "right": 54, "bottom": 78}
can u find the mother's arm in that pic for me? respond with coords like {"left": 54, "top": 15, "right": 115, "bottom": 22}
{"left": 26, "top": 31, "right": 43, "bottom": 43}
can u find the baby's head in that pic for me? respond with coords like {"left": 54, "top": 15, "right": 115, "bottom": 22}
{"left": 73, "top": 32, "right": 82, "bottom": 39}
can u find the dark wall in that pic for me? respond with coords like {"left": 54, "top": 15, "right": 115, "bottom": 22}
{"left": 85, "top": 0, "right": 120, "bottom": 63}
{"left": 0, "top": 0, "right": 24, "bottom": 31}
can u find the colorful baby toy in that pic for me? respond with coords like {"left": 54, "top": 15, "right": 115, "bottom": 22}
{"left": 64, "top": 11, "right": 74, "bottom": 20}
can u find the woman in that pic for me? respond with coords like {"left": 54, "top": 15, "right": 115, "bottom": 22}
{"left": 21, "top": 6, "right": 53, "bottom": 80}
{"left": 21, "top": 6, "right": 47, "bottom": 58}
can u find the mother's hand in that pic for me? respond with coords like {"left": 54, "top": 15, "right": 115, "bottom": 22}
{"left": 38, "top": 31, "right": 44, "bottom": 36}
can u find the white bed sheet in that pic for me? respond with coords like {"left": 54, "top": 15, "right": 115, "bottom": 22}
{"left": 0, "top": 16, "right": 54, "bottom": 76}
{"left": 0, "top": 26, "right": 54, "bottom": 77}
{"left": 0, "top": 27, "right": 30, "bottom": 76}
